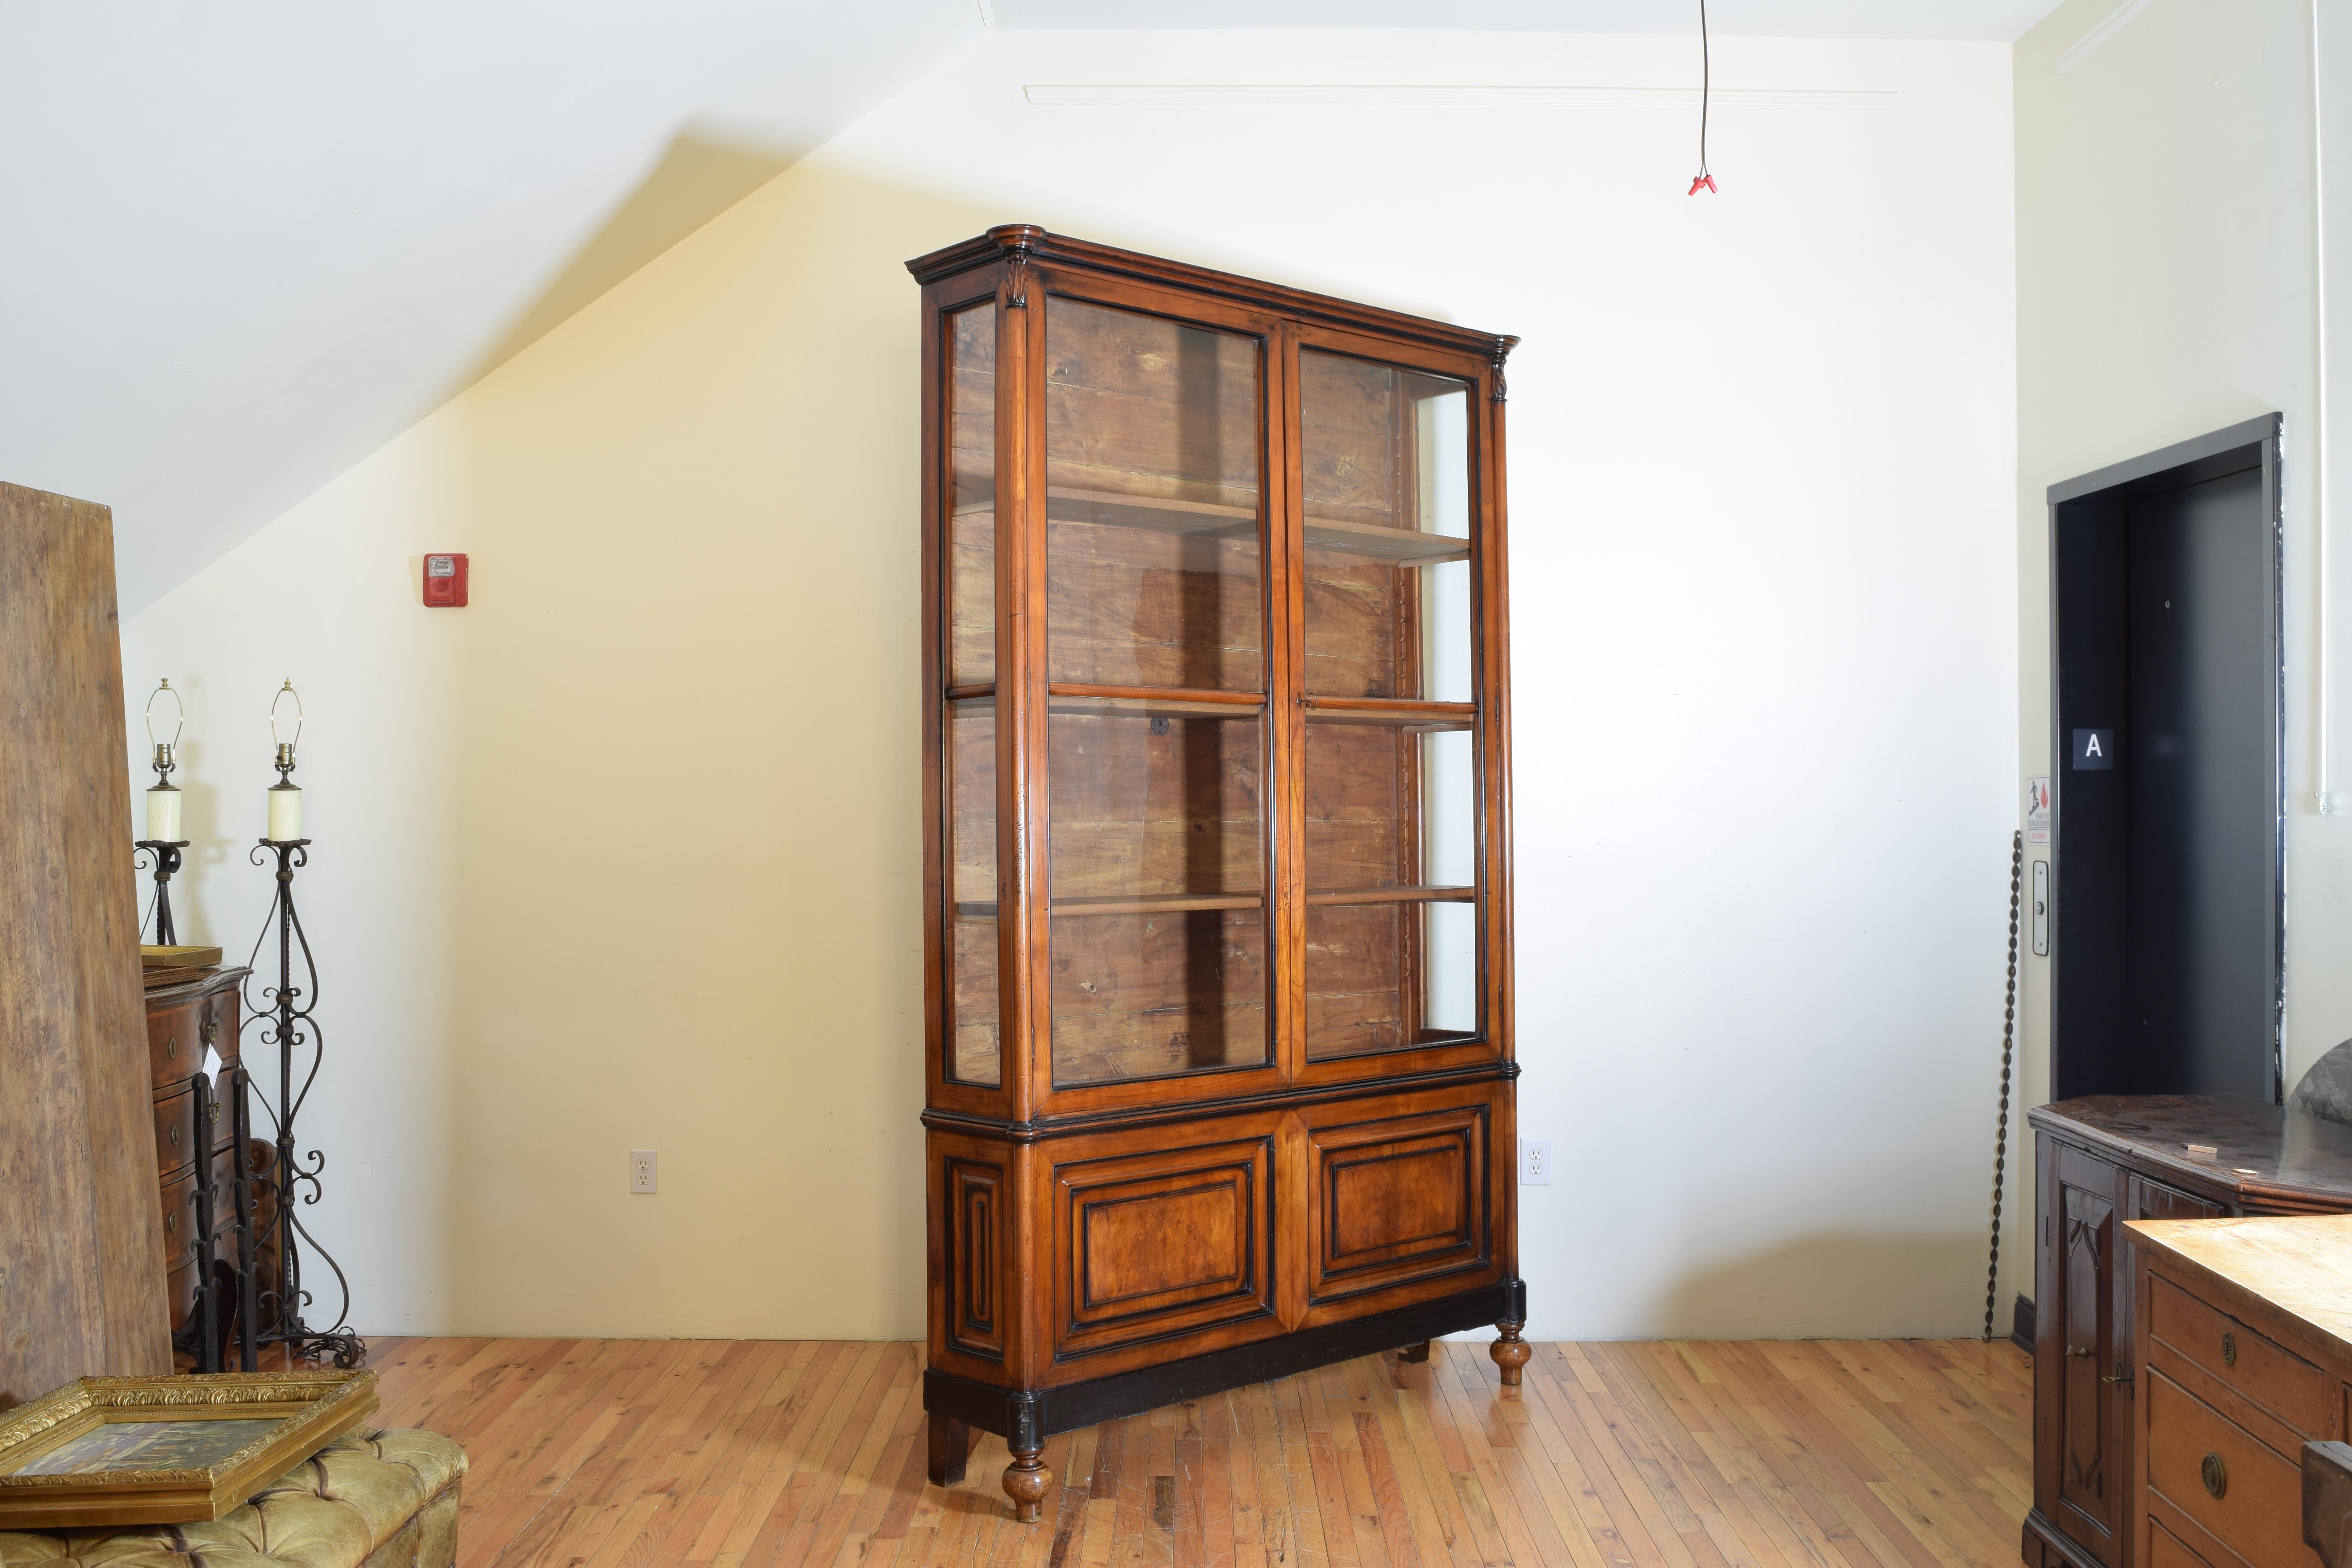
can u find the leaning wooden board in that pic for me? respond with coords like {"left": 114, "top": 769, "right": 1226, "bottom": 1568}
{"left": 0, "top": 481, "right": 170, "bottom": 1407}
{"left": 2126, "top": 1214, "right": 2352, "bottom": 1568}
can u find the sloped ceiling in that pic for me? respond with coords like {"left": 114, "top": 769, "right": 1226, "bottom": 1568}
{"left": 1, "top": 0, "right": 980, "bottom": 614}
{"left": 3, "top": 0, "right": 2056, "bottom": 613}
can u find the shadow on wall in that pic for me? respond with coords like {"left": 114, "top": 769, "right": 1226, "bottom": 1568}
{"left": 1649, "top": 1229, "right": 1988, "bottom": 1340}
{"left": 439, "top": 160, "right": 1021, "bottom": 1337}
{"left": 461, "top": 128, "right": 802, "bottom": 390}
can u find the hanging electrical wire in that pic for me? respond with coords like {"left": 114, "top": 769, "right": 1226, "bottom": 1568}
{"left": 1689, "top": 0, "right": 1718, "bottom": 194}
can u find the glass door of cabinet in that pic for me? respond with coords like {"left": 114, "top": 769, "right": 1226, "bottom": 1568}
{"left": 1298, "top": 347, "right": 1484, "bottom": 1061}
{"left": 1040, "top": 294, "right": 1272, "bottom": 1090}
{"left": 941, "top": 300, "right": 1003, "bottom": 1090}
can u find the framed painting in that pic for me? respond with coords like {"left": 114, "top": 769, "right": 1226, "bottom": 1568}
{"left": 0, "top": 1370, "right": 377, "bottom": 1528}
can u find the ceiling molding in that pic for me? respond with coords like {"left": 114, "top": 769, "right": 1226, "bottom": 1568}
{"left": 1022, "top": 83, "right": 1896, "bottom": 111}
{"left": 992, "top": 0, "right": 2064, "bottom": 40}
{"left": 2053, "top": 0, "right": 2158, "bottom": 71}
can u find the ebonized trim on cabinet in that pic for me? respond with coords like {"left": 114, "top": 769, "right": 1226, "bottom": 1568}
{"left": 925, "top": 1279, "right": 1520, "bottom": 1447}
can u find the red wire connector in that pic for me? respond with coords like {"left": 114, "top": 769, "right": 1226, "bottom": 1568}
{"left": 1688, "top": 174, "right": 1718, "bottom": 196}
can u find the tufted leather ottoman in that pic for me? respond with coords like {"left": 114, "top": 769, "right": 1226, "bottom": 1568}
{"left": 0, "top": 1428, "right": 463, "bottom": 1568}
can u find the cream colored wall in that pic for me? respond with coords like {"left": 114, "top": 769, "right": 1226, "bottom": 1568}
{"left": 123, "top": 27, "right": 2018, "bottom": 1340}
{"left": 2008, "top": 0, "right": 2352, "bottom": 1321}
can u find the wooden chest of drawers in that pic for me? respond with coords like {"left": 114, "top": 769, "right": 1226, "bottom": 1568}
{"left": 2127, "top": 1214, "right": 2352, "bottom": 1568}
{"left": 143, "top": 966, "right": 251, "bottom": 1355}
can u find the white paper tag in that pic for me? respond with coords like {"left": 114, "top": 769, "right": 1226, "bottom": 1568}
{"left": 2026, "top": 777, "right": 2053, "bottom": 844}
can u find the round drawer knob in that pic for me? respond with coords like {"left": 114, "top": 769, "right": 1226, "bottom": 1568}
{"left": 2202, "top": 1453, "right": 2227, "bottom": 1499}
{"left": 2223, "top": 1331, "right": 2237, "bottom": 1366}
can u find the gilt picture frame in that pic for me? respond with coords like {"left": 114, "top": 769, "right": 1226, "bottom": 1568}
{"left": 0, "top": 1370, "right": 378, "bottom": 1528}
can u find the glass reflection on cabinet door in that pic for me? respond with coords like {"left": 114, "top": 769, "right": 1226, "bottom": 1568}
{"left": 1042, "top": 296, "right": 1270, "bottom": 1087}
{"left": 1298, "top": 346, "right": 1480, "bottom": 1061}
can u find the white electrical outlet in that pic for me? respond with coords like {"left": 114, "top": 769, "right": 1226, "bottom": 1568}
{"left": 629, "top": 1149, "right": 658, "bottom": 1194}
{"left": 1519, "top": 1138, "right": 1550, "bottom": 1186}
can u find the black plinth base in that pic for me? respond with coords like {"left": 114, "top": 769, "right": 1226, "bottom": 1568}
{"left": 925, "top": 1280, "right": 1521, "bottom": 1450}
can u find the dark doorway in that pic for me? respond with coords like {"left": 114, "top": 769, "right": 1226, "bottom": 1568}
{"left": 2050, "top": 415, "right": 2282, "bottom": 1103}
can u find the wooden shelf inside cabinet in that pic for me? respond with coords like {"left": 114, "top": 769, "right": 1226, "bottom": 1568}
{"left": 1303, "top": 516, "right": 1470, "bottom": 566}
{"left": 1306, "top": 885, "right": 1476, "bottom": 906}
{"left": 1305, "top": 699, "right": 1476, "bottom": 732}
{"left": 953, "top": 892, "right": 1266, "bottom": 922}
{"left": 1050, "top": 686, "right": 1263, "bottom": 720}
{"left": 944, "top": 684, "right": 1268, "bottom": 721}
{"left": 953, "top": 488, "right": 1254, "bottom": 541}
{"left": 1054, "top": 892, "right": 1265, "bottom": 916}
{"left": 955, "top": 488, "right": 1471, "bottom": 566}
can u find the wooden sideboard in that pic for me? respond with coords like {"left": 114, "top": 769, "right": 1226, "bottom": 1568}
{"left": 143, "top": 965, "right": 251, "bottom": 1362}
{"left": 2125, "top": 1214, "right": 2352, "bottom": 1568}
{"left": 2027, "top": 1097, "right": 2352, "bottom": 1568}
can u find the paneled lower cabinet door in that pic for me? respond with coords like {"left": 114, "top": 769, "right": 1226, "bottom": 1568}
{"left": 1043, "top": 1112, "right": 1285, "bottom": 1383}
{"left": 1297, "top": 1084, "right": 1505, "bottom": 1327}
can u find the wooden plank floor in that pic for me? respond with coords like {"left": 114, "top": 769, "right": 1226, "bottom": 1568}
{"left": 361, "top": 1335, "right": 2032, "bottom": 1568}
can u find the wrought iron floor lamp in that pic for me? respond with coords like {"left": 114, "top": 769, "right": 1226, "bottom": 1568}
{"left": 243, "top": 681, "right": 364, "bottom": 1368}
{"left": 245, "top": 836, "right": 363, "bottom": 1368}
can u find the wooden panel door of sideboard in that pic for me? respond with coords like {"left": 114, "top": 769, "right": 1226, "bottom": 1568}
{"left": 2050, "top": 1141, "right": 2125, "bottom": 1568}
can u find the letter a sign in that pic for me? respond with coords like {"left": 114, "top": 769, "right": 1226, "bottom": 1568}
{"left": 2072, "top": 728, "right": 2114, "bottom": 771}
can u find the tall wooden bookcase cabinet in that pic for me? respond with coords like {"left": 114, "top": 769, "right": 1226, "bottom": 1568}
{"left": 910, "top": 226, "right": 1523, "bottom": 1521}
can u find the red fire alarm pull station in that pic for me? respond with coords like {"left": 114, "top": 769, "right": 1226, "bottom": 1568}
{"left": 423, "top": 553, "right": 468, "bottom": 607}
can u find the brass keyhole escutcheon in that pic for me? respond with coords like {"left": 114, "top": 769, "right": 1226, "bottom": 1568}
{"left": 163, "top": 1212, "right": 175, "bottom": 1233}
{"left": 2201, "top": 1452, "right": 2227, "bottom": 1498}
{"left": 165, "top": 1036, "right": 178, "bottom": 1058}
{"left": 2223, "top": 1331, "right": 2237, "bottom": 1365}
{"left": 208, "top": 1102, "right": 219, "bottom": 1124}
{"left": 168, "top": 1124, "right": 181, "bottom": 1148}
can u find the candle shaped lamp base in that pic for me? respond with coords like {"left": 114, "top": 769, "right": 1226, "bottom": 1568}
{"left": 242, "top": 836, "right": 364, "bottom": 1369}
{"left": 134, "top": 839, "right": 191, "bottom": 947}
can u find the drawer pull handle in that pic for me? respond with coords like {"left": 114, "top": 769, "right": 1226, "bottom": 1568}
{"left": 200, "top": 1019, "right": 218, "bottom": 1047}
{"left": 2201, "top": 1453, "right": 2227, "bottom": 1499}
{"left": 2065, "top": 1346, "right": 2092, "bottom": 1359}
{"left": 2222, "top": 1331, "right": 2236, "bottom": 1365}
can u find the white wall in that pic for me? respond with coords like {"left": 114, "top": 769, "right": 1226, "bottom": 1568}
{"left": 2007, "top": 0, "right": 2352, "bottom": 1321}
{"left": 122, "top": 26, "right": 2018, "bottom": 1342}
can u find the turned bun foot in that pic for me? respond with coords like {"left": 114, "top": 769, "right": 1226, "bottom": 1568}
{"left": 1398, "top": 1340, "right": 1432, "bottom": 1363}
{"left": 1490, "top": 1323, "right": 1530, "bottom": 1388}
{"left": 1003, "top": 1448, "right": 1051, "bottom": 1523}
